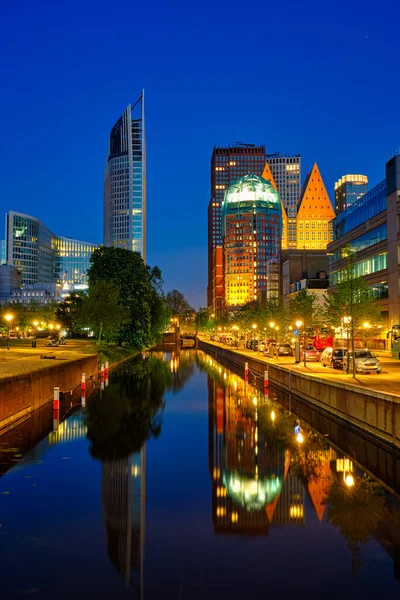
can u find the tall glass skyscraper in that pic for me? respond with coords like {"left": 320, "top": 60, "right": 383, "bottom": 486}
{"left": 334, "top": 174, "right": 368, "bottom": 214}
{"left": 104, "top": 92, "right": 146, "bottom": 261}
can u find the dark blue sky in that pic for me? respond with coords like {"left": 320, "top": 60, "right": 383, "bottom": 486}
{"left": 1, "top": 0, "right": 399, "bottom": 308}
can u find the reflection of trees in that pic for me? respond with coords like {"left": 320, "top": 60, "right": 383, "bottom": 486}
{"left": 289, "top": 432, "right": 329, "bottom": 486}
{"left": 85, "top": 357, "right": 171, "bottom": 461}
{"left": 326, "top": 475, "right": 386, "bottom": 575}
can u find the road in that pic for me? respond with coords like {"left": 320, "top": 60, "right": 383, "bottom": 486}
{"left": 200, "top": 337, "right": 400, "bottom": 398}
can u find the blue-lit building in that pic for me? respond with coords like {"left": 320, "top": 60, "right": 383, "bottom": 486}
{"left": 103, "top": 92, "right": 146, "bottom": 261}
{"left": 334, "top": 174, "right": 368, "bottom": 214}
{"left": 328, "top": 150, "right": 400, "bottom": 330}
{"left": 5, "top": 210, "right": 98, "bottom": 290}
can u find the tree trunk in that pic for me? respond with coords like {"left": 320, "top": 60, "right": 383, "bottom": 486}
{"left": 98, "top": 322, "right": 103, "bottom": 343}
{"left": 303, "top": 329, "right": 306, "bottom": 368}
{"left": 351, "top": 325, "right": 356, "bottom": 378}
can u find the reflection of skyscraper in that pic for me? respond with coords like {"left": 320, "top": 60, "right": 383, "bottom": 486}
{"left": 208, "top": 376, "right": 287, "bottom": 535}
{"left": 102, "top": 448, "right": 146, "bottom": 596}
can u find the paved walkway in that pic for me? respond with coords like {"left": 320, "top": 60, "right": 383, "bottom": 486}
{"left": 0, "top": 340, "right": 95, "bottom": 379}
{"left": 199, "top": 337, "right": 400, "bottom": 398}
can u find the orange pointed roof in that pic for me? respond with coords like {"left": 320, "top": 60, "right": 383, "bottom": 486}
{"left": 307, "top": 451, "right": 333, "bottom": 522}
{"left": 297, "top": 163, "right": 335, "bottom": 219}
{"left": 265, "top": 450, "right": 291, "bottom": 524}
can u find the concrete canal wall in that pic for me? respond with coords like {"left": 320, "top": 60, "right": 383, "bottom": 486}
{"left": 199, "top": 340, "right": 400, "bottom": 448}
{"left": 0, "top": 354, "right": 98, "bottom": 432}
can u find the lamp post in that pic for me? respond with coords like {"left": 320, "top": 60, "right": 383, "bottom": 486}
{"left": 4, "top": 313, "right": 14, "bottom": 349}
{"left": 362, "top": 321, "right": 371, "bottom": 348}
{"left": 295, "top": 320, "right": 303, "bottom": 364}
{"left": 32, "top": 320, "right": 39, "bottom": 348}
{"left": 343, "top": 316, "right": 351, "bottom": 373}
{"left": 252, "top": 323, "right": 258, "bottom": 353}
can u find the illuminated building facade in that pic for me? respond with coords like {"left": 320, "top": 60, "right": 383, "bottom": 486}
{"left": 265, "top": 153, "right": 301, "bottom": 248}
{"left": 296, "top": 163, "right": 335, "bottom": 250}
{"left": 211, "top": 246, "right": 223, "bottom": 317}
{"left": 104, "top": 92, "right": 146, "bottom": 260}
{"left": 222, "top": 174, "right": 281, "bottom": 309}
{"left": 5, "top": 211, "right": 97, "bottom": 288}
{"left": 328, "top": 149, "right": 400, "bottom": 328}
{"left": 207, "top": 144, "right": 266, "bottom": 311}
{"left": 334, "top": 174, "right": 368, "bottom": 214}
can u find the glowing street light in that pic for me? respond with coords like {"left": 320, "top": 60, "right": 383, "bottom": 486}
{"left": 296, "top": 432, "right": 304, "bottom": 444}
{"left": 4, "top": 313, "right": 14, "bottom": 349}
{"left": 295, "top": 320, "right": 303, "bottom": 329}
{"left": 269, "top": 321, "right": 275, "bottom": 329}
{"left": 345, "top": 474, "right": 355, "bottom": 487}
{"left": 271, "top": 410, "right": 276, "bottom": 422}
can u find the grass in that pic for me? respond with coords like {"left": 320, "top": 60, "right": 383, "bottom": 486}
{"left": 79, "top": 341, "right": 140, "bottom": 366}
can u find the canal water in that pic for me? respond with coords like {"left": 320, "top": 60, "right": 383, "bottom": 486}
{"left": 0, "top": 350, "right": 399, "bottom": 599}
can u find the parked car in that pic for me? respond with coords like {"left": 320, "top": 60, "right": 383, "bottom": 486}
{"left": 277, "top": 344, "right": 293, "bottom": 356}
{"left": 301, "top": 345, "right": 320, "bottom": 362}
{"left": 320, "top": 347, "right": 347, "bottom": 369}
{"left": 344, "top": 350, "right": 382, "bottom": 374}
{"left": 259, "top": 340, "right": 266, "bottom": 352}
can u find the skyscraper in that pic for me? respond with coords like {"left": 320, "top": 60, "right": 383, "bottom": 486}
{"left": 208, "top": 144, "right": 266, "bottom": 312}
{"left": 266, "top": 153, "right": 301, "bottom": 248}
{"left": 222, "top": 174, "right": 282, "bottom": 309}
{"left": 334, "top": 174, "right": 368, "bottom": 214}
{"left": 5, "top": 210, "right": 97, "bottom": 287}
{"left": 104, "top": 92, "right": 146, "bottom": 260}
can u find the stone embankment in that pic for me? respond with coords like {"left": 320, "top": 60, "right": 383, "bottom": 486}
{"left": 0, "top": 354, "right": 98, "bottom": 433}
{"left": 199, "top": 339, "right": 400, "bottom": 448}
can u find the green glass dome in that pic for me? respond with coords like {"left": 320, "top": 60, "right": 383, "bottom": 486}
{"left": 222, "top": 173, "right": 280, "bottom": 208}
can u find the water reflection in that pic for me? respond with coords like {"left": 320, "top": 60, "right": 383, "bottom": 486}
{"left": 199, "top": 352, "right": 400, "bottom": 580}
{"left": 85, "top": 355, "right": 171, "bottom": 597}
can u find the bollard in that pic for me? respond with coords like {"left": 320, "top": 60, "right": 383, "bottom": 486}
{"left": 244, "top": 362, "right": 249, "bottom": 383}
{"left": 53, "top": 387, "right": 60, "bottom": 410}
{"left": 81, "top": 389, "right": 86, "bottom": 408}
{"left": 105, "top": 377, "right": 109, "bottom": 388}
{"left": 101, "top": 380, "right": 105, "bottom": 391}
{"left": 101, "top": 363, "right": 105, "bottom": 377}
{"left": 53, "top": 408, "right": 59, "bottom": 431}
{"left": 264, "top": 370, "right": 269, "bottom": 394}
{"left": 105, "top": 361, "right": 109, "bottom": 377}
{"left": 81, "top": 373, "right": 86, "bottom": 391}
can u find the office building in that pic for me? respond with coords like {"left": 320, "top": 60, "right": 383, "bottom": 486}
{"left": 5, "top": 211, "right": 97, "bottom": 288}
{"left": 104, "top": 92, "right": 146, "bottom": 260}
{"left": 266, "top": 153, "right": 301, "bottom": 248}
{"left": 211, "top": 246, "right": 223, "bottom": 317}
{"left": 262, "top": 161, "right": 289, "bottom": 249}
{"left": 0, "top": 265, "right": 22, "bottom": 302}
{"left": 222, "top": 174, "right": 282, "bottom": 310}
{"left": 328, "top": 149, "right": 400, "bottom": 329}
{"left": 207, "top": 144, "right": 266, "bottom": 311}
{"left": 296, "top": 163, "right": 335, "bottom": 250}
{"left": 334, "top": 174, "right": 368, "bottom": 214}
{"left": 280, "top": 249, "right": 329, "bottom": 303}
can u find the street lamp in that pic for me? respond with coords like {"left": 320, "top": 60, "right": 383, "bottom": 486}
{"left": 343, "top": 316, "right": 352, "bottom": 373}
{"left": 363, "top": 321, "right": 371, "bottom": 348}
{"left": 294, "top": 320, "right": 303, "bottom": 363}
{"left": 4, "top": 313, "right": 14, "bottom": 350}
{"left": 252, "top": 323, "right": 259, "bottom": 353}
{"left": 32, "top": 320, "right": 39, "bottom": 348}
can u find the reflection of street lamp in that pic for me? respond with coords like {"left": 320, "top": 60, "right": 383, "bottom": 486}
{"left": 4, "top": 313, "right": 14, "bottom": 349}
{"left": 345, "top": 474, "right": 355, "bottom": 487}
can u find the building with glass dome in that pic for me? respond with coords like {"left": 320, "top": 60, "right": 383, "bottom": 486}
{"left": 222, "top": 174, "right": 282, "bottom": 310}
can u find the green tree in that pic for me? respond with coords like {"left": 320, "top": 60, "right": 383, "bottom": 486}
{"left": 88, "top": 246, "right": 167, "bottom": 348}
{"left": 324, "top": 252, "right": 382, "bottom": 377}
{"left": 55, "top": 292, "right": 85, "bottom": 336}
{"left": 80, "top": 281, "right": 125, "bottom": 342}
{"left": 165, "top": 289, "right": 193, "bottom": 316}
{"left": 195, "top": 307, "right": 209, "bottom": 331}
{"left": 290, "top": 289, "right": 323, "bottom": 366}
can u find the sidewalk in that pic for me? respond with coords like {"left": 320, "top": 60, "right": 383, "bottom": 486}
{"left": 200, "top": 338, "right": 400, "bottom": 398}
{"left": 0, "top": 341, "right": 95, "bottom": 380}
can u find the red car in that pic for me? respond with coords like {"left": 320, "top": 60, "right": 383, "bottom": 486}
{"left": 301, "top": 346, "right": 320, "bottom": 362}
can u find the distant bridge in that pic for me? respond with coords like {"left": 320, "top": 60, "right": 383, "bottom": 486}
{"left": 180, "top": 331, "right": 197, "bottom": 348}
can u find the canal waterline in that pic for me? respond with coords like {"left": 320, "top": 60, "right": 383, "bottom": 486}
{"left": 0, "top": 350, "right": 399, "bottom": 599}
